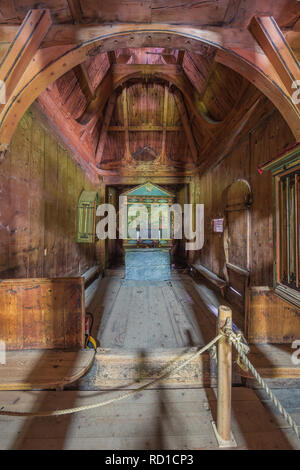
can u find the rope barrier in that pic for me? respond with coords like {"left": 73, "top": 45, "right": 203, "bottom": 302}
{"left": 221, "top": 318, "right": 299, "bottom": 439}
{"left": 0, "top": 319, "right": 299, "bottom": 442}
{"left": 0, "top": 334, "right": 223, "bottom": 417}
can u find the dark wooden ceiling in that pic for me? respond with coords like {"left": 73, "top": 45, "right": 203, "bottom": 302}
{"left": 36, "top": 44, "right": 250, "bottom": 175}
{"left": 0, "top": 0, "right": 299, "bottom": 29}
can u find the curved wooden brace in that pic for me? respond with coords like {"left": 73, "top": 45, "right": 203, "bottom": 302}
{"left": 0, "top": 23, "right": 299, "bottom": 149}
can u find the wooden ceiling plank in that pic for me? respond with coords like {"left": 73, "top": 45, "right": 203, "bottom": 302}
{"left": 111, "top": 63, "right": 215, "bottom": 131}
{"left": 67, "top": 0, "right": 83, "bottom": 23}
{"left": 0, "top": 9, "right": 52, "bottom": 110}
{"left": 173, "top": 88, "right": 198, "bottom": 165}
{"left": 0, "top": 1, "right": 297, "bottom": 29}
{"left": 249, "top": 16, "right": 300, "bottom": 112}
{"left": 95, "top": 91, "right": 117, "bottom": 165}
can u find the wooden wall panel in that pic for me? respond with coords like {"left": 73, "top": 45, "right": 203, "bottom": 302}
{"left": 8, "top": 112, "right": 32, "bottom": 278}
{"left": 44, "top": 131, "right": 58, "bottom": 277}
{"left": 0, "top": 106, "right": 99, "bottom": 279}
{"left": 195, "top": 103, "right": 295, "bottom": 287}
{"left": 29, "top": 116, "right": 45, "bottom": 278}
{"left": 175, "top": 185, "right": 188, "bottom": 263}
{"left": 249, "top": 107, "right": 296, "bottom": 285}
{"left": 0, "top": 278, "right": 85, "bottom": 350}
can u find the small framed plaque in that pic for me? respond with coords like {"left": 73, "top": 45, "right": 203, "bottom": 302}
{"left": 212, "top": 218, "right": 224, "bottom": 233}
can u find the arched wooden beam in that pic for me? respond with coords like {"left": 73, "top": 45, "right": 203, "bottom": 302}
{"left": 0, "top": 22, "right": 299, "bottom": 149}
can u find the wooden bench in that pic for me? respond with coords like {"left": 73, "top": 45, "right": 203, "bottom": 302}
{"left": 190, "top": 263, "right": 227, "bottom": 297}
{"left": 0, "top": 277, "right": 85, "bottom": 350}
{"left": 0, "top": 349, "right": 95, "bottom": 391}
{"left": 0, "top": 277, "right": 95, "bottom": 391}
{"left": 82, "top": 265, "right": 102, "bottom": 289}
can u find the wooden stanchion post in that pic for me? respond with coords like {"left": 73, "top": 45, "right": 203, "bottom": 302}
{"left": 212, "top": 305, "right": 236, "bottom": 447}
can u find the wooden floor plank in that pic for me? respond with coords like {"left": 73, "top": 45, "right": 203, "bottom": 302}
{"left": 0, "top": 388, "right": 298, "bottom": 450}
{"left": 96, "top": 275, "right": 216, "bottom": 350}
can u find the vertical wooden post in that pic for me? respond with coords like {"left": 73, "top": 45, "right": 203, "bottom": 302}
{"left": 217, "top": 305, "right": 232, "bottom": 442}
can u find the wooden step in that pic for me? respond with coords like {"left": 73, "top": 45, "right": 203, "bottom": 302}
{"left": 73, "top": 347, "right": 240, "bottom": 390}
{"left": 93, "top": 348, "right": 216, "bottom": 389}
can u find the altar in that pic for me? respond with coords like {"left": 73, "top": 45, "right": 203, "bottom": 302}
{"left": 121, "top": 182, "right": 175, "bottom": 247}
{"left": 121, "top": 182, "right": 175, "bottom": 280}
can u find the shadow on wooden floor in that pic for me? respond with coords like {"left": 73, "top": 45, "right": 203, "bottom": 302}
{"left": 10, "top": 351, "right": 79, "bottom": 450}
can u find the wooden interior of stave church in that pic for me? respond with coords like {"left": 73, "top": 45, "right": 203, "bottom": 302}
{"left": 0, "top": 0, "right": 300, "bottom": 450}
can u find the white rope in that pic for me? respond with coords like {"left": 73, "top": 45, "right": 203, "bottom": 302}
{"left": 0, "top": 334, "right": 222, "bottom": 417}
{"left": 1, "top": 319, "right": 299, "bottom": 442}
